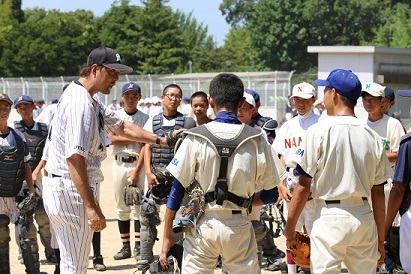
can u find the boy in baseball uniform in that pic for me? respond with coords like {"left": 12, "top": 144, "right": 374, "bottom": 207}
{"left": 159, "top": 73, "right": 282, "bottom": 274}
{"left": 284, "top": 69, "right": 392, "bottom": 274}
{"left": 272, "top": 82, "right": 320, "bottom": 274}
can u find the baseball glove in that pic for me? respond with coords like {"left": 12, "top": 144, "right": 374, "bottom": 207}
{"left": 151, "top": 164, "right": 174, "bottom": 205}
{"left": 172, "top": 180, "right": 205, "bottom": 233}
{"left": 17, "top": 194, "right": 37, "bottom": 214}
{"left": 123, "top": 185, "right": 142, "bottom": 206}
{"left": 286, "top": 231, "right": 310, "bottom": 268}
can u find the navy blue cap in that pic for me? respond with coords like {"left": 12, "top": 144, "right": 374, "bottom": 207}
{"left": 14, "top": 95, "right": 34, "bottom": 107}
{"left": 122, "top": 82, "right": 141, "bottom": 94}
{"left": 398, "top": 90, "right": 411, "bottom": 97}
{"left": 245, "top": 89, "right": 260, "bottom": 103}
{"left": 314, "top": 69, "right": 362, "bottom": 101}
{"left": 384, "top": 87, "right": 395, "bottom": 101}
{"left": 51, "top": 98, "right": 58, "bottom": 104}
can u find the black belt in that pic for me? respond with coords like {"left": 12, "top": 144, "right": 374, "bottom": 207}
{"left": 205, "top": 191, "right": 254, "bottom": 208}
{"left": 325, "top": 197, "right": 367, "bottom": 205}
{"left": 232, "top": 210, "right": 242, "bottom": 214}
{"left": 51, "top": 174, "right": 61, "bottom": 178}
{"left": 115, "top": 155, "right": 137, "bottom": 163}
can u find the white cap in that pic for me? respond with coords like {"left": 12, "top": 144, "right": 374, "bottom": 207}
{"left": 138, "top": 99, "right": 145, "bottom": 105}
{"left": 144, "top": 97, "right": 152, "bottom": 104}
{"left": 290, "top": 82, "right": 316, "bottom": 99}
{"left": 151, "top": 96, "right": 161, "bottom": 104}
{"left": 314, "top": 98, "right": 323, "bottom": 107}
{"left": 243, "top": 92, "right": 256, "bottom": 107}
{"left": 362, "top": 82, "right": 385, "bottom": 97}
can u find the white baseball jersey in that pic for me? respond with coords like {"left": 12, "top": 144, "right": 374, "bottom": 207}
{"left": 167, "top": 122, "right": 282, "bottom": 211}
{"left": 143, "top": 114, "right": 180, "bottom": 133}
{"left": 112, "top": 108, "right": 149, "bottom": 157}
{"left": 293, "top": 116, "right": 392, "bottom": 200}
{"left": 35, "top": 103, "right": 58, "bottom": 126}
{"left": 45, "top": 81, "right": 123, "bottom": 184}
{"left": 0, "top": 129, "right": 30, "bottom": 222}
{"left": 361, "top": 114, "right": 404, "bottom": 154}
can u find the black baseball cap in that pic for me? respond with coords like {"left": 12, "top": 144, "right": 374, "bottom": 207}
{"left": 0, "top": 93, "right": 13, "bottom": 105}
{"left": 87, "top": 46, "right": 133, "bottom": 74}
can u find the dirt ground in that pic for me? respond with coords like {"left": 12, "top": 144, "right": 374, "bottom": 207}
{"left": 10, "top": 148, "right": 289, "bottom": 274}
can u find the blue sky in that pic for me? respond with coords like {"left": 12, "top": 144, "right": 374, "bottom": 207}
{"left": 21, "top": 0, "right": 230, "bottom": 47}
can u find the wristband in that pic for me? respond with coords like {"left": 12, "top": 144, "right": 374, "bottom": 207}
{"left": 156, "top": 136, "right": 161, "bottom": 145}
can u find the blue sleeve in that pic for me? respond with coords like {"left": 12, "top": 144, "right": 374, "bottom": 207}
{"left": 296, "top": 164, "right": 312, "bottom": 179}
{"left": 393, "top": 140, "right": 411, "bottom": 186}
{"left": 166, "top": 178, "right": 185, "bottom": 210}
{"left": 259, "top": 187, "right": 279, "bottom": 204}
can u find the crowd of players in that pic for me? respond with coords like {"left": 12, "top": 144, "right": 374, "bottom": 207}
{"left": 1, "top": 46, "right": 411, "bottom": 274}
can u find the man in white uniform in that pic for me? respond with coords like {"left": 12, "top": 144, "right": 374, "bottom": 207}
{"left": 159, "top": 73, "right": 282, "bottom": 274}
{"left": 272, "top": 82, "right": 320, "bottom": 274}
{"left": 284, "top": 69, "right": 392, "bottom": 274}
{"left": 42, "top": 46, "right": 175, "bottom": 274}
{"left": 108, "top": 82, "right": 149, "bottom": 261}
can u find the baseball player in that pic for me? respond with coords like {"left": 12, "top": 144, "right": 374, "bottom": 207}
{"left": 159, "top": 73, "right": 282, "bottom": 274}
{"left": 361, "top": 82, "right": 405, "bottom": 226}
{"left": 385, "top": 89, "right": 411, "bottom": 273}
{"left": 42, "top": 46, "right": 177, "bottom": 274}
{"left": 136, "top": 84, "right": 196, "bottom": 269}
{"left": 284, "top": 69, "right": 392, "bottom": 274}
{"left": 190, "top": 91, "right": 212, "bottom": 125}
{"left": 245, "top": 88, "right": 278, "bottom": 144}
{"left": 272, "top": 82, "right": 320, "bottom": 274}
{"left": 108, "top": 82, "right": 149, "bottom": 261}
{"left": 13, "top": 95, "right": 56, "bottom": 264}
{"left": 0, "top": 93, "right": 38, "bottom": 274}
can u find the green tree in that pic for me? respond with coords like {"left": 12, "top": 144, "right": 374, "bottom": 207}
{"left": 96, "top": 0, "right": 144, "bottom": 70}
{"left": 134, "top": 0, "right": 186, "bottom": 74}
{"left": 1, "top": 8, "right": 99, "bottom": 76}
{"left": 219, "top": 0, "right": 256, "bottom": 27}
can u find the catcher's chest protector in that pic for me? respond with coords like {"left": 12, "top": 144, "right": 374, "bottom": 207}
{"left": 14, "top": 121, "right": 48, "bottom": 171}
{"left": 185, "top": 124, "right": 262, "bottom": 207}
{"left": 0, "top": 128, "right": 26, "bottom": 197}
{"left": 151, "top": 114, "right": 185, "bottom": 165}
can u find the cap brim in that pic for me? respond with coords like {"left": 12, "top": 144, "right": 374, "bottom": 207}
{"left": 290, "top": 94, "right": 315, "bottom": 99}
{"left": 398, "top": 90, "right": 411, "bottom": 97}
{"left": 103, "top": 63, "right": 133, "bottom": 74}
{"left": 0, "top": 99, "right": 13, "bottom": 105}
{"left": 314, "top": 79, "right": 328, "bottom": 86}
{"left": 122, "top": 88, "right": 141, "bottom": 94}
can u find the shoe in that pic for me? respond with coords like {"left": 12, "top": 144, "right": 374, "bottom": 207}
{"left": 113, "top": 245, "right": 131, "bottom": 260}
{"left": 134, "top": 246, "right": 140, "bottom": 261}
{"left": 93, "top": 255, "right": 107, "bottom": 271}
{"left": 136, "top": 255, "right": 156, "bottom": 270}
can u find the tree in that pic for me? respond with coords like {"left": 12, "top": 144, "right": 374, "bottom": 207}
{"left": 96, "top": 0, "right": 144, "bottom": 71}
{"left": 133, "top": 0, "right": 186, "bottom": 74}
{"left": 219, "top": 0, "right": 257, "bottom": 27}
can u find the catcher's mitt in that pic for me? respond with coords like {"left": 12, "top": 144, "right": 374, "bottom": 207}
{"left": 151, "top": 164, "right": 174, "bottom": 205}
{"left": 172, "top": 180, "right": 205, "bottom": 233}
{"left": 123, "top": 185, "right": 142, "bottom": 206}
{"left": 286, "top": 231, "right": 310, "bottom": 268}
{"left": 17, "top": 194, "right": 37, "bottom": 214}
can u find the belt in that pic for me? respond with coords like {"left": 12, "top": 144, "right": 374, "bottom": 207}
{"left": 115, "top": 155, "right": 137, "bottom": 163}
{"left": 325, "top": 197, "right": 367, "bottom": 205}
{"left": 232, "top": 210, "right": 242, "bottom": 214}
{"left": 51, "top": 174, "right": 61, "bottom": 178}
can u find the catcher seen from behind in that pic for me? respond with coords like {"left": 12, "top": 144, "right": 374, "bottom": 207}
{"left": 286, "top": 230, "right": 310, "bottom": 268}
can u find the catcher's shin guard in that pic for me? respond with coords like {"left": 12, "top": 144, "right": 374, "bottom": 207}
{"left": 34, "top": 199, "right": 54, "bottom": 260}
{"left": 0, "top": 214, "right": 11, "bottom": 274}
{"left": 20, "top": 220, "right": 40, "bottom": 273}
{"left": 139, "top": 224, "right": 157, "bottom": 263}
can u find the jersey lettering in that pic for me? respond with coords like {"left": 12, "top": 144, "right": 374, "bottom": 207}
{"left": 382, "top": 139, "right": 390, "bottom": 151}
{"left": 285, "top": 136, "right": 303, "bottom": 149}
{"left": 295, "top": 148, "right": 304, "bottom": 156}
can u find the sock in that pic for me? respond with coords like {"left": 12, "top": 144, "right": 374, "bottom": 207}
{"left": 92, "top": 232, "right": 101, "bottom": 256}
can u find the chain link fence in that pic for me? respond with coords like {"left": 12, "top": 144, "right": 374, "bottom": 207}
{"left": 1, "top": 71, "right": 314, "bottom": 121}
